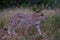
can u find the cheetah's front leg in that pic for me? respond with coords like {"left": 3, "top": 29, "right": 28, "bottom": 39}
{"left": 35, "top": 21, "right": 45, "bottom": 37}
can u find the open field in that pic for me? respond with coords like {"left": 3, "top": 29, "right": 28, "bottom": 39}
{"left": 0, "top": 8, "right": 60, "bottom": 40}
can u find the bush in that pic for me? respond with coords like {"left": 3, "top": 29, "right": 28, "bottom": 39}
{"left": 0, "top": 0, "right": 60, "bottom": 9}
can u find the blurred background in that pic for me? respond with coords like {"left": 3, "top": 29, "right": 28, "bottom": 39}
{"left": 0, "top": 0, "right": 60, "bottom": 9}
{"left": 0, "top": 0, "right": 60, "bottom": 40}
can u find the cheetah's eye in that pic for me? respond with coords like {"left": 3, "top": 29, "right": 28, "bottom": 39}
{"left": 40, "top": 14, "right": 44, "bottom": 16}
{"left": 4, "top": 28, "right": 8, "bottom": 31}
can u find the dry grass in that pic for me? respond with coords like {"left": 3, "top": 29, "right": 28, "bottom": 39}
{"left": 0, "top": 8, "right": 60, "bottom": 40}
